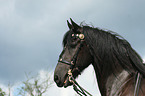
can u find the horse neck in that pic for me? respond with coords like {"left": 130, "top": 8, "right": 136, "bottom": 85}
{"left": 92, "top": 59, "right": 134, "bottom": 96}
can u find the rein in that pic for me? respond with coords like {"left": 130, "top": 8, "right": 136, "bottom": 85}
{"left": 68, "top": 69, "right": 93, "bottom": 96}
{"left": 58, "top": 33, "right": 93, "bottom": 96}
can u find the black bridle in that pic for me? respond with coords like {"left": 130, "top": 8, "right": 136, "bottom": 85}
{"left": 58, "top": 33, "right": 93, "bottom": 96}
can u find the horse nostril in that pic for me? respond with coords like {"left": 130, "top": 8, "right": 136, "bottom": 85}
{"left": 54, "top": 74, "right": 64, "bottom": 87}
{"left": 54, "top": 75, "right": 59, "bottom": 82}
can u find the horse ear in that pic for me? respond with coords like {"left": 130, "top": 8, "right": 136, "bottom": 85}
{"left": 67, "top": 20, "right": 72, "bottom": 29}
{"left": 70, "top": 18, "right": 81, "bottom": 30}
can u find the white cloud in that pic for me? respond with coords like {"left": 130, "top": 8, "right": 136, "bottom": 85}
{"left": 76, "top": 65, "right": 101, "bottom": 96}
{"left": 143, "top": 56, "right": 145, "bottom": 63}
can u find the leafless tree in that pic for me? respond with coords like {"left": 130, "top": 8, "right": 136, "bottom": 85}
{"left": 17, "top": 72, "right": 53, "bottom": 96}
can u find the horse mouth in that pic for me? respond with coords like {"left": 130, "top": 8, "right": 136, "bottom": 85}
{"left": 64, "top": 77, "right": 68, "bottom": 84}
{"left": 63, "top": 75, "right": 73, "bottom": 88}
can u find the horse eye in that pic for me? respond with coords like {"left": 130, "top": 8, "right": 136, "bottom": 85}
{"left": 71, "top": 34, "right": 77, "bottom": 41}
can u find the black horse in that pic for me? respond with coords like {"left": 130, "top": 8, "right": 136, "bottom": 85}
{"left": 54, "top": 19, "right": 145, "bottom": 96}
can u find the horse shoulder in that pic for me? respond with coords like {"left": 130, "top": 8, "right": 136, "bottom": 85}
{"left": 119, "top": 77, "right": 145, "bottom": 96}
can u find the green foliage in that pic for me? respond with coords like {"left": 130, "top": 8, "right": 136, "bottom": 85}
{"left": 0, "top": 88, "right": 6, "bottom": 96}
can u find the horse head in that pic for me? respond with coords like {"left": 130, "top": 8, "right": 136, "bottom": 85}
{"left": 54, "top": 19, "right": 92, "bottom": 87}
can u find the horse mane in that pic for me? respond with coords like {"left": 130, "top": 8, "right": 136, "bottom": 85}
{"left": 83, "top": 26, "right": 145, "bottom": 76}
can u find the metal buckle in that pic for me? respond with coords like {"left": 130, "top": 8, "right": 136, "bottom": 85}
{"left": 72, "top": 34, "right": 85, "bottom": 40}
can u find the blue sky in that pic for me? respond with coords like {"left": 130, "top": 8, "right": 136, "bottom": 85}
{"left": 0, "top": 0, "right": 145, "bottom": 95}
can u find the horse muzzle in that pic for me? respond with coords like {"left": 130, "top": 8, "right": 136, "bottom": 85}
{"left": 54, "top": 73, "right": 73, "bottom": 88}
